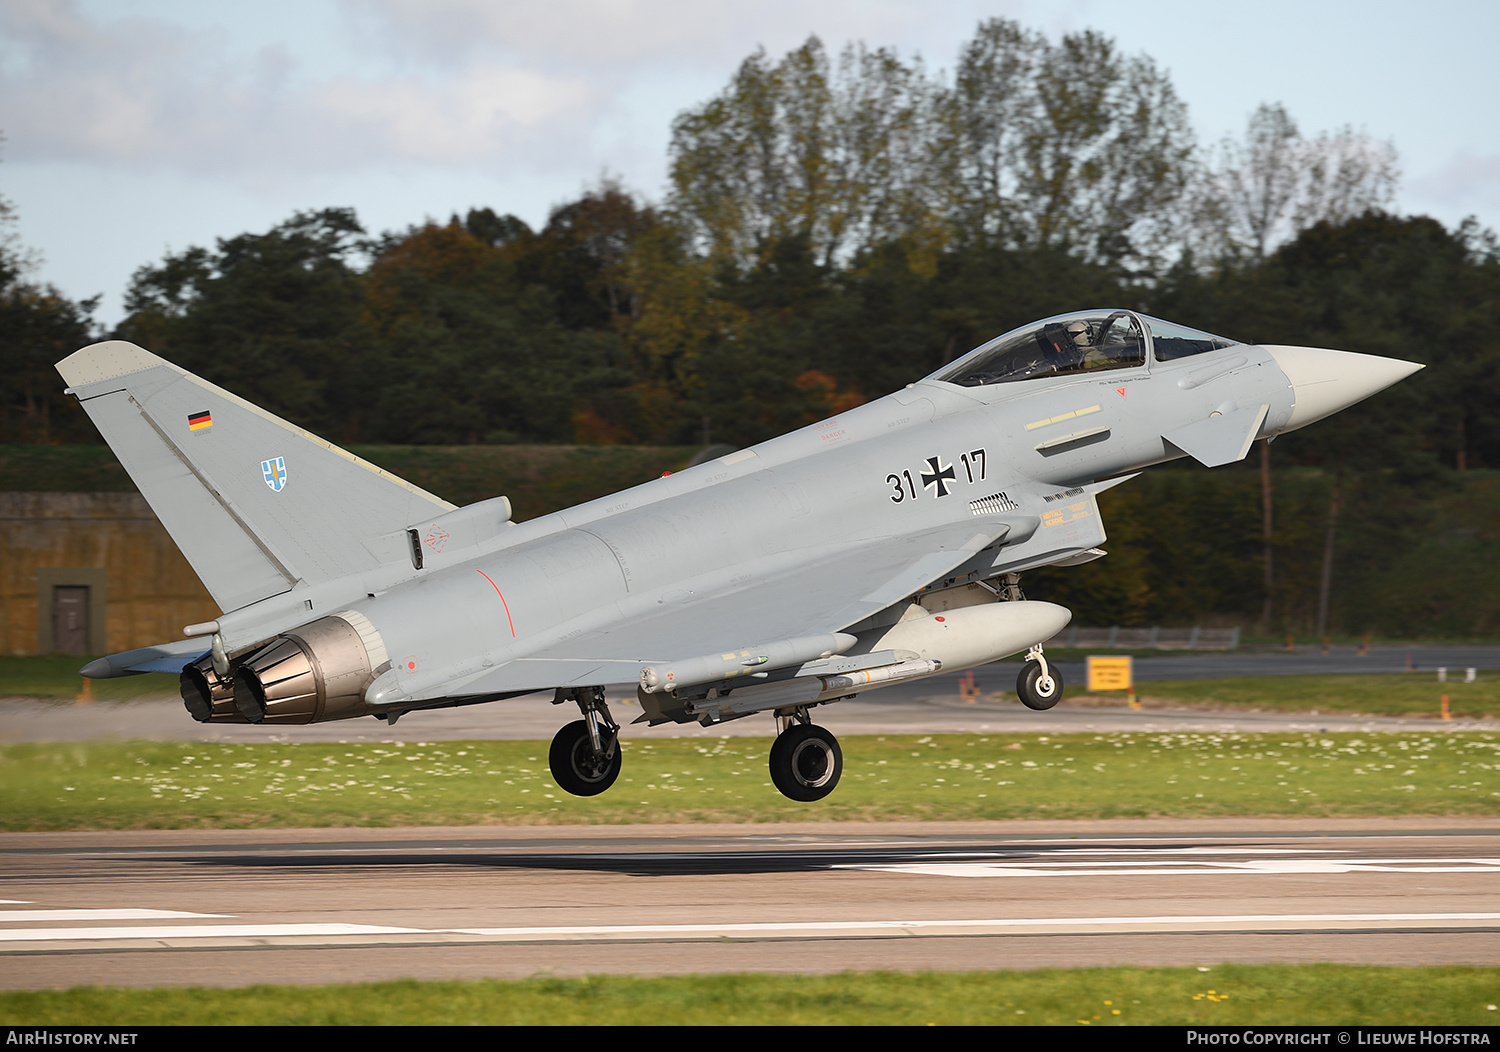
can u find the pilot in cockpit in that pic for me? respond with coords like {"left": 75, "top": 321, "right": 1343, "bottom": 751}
{"left": 1066, "top": 320, "right": 1112, "bottom": 369}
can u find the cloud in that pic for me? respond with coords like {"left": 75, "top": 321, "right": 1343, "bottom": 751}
{"left": 0, "top": 0, "right": 1000, "bottom": 188}
{"left": 337, "top": 0, "right": 937, "bottom": 70}
{"left": 0, "top": 0, "right": 613, "bottom": 177}
{"left": 1408, "top": 152, "right": 1500, "bottom": 216}
{"left": 317, "top": 66, "right": 597, "bottom": 165}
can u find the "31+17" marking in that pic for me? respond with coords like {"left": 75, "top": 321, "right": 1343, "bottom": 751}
{"left": 885, "top": 449, "right": 985, "bottom": 502}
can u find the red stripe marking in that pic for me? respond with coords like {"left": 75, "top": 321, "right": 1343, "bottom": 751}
{"left": 475, "top": 570, "right": 516, "bottom": 637}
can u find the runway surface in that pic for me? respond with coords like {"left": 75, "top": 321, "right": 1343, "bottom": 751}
{"left": 5, "top": 642, "right": 1497, "bottom": 744}
{"left": 5, "top": 649, "right": 1495, "bottom": 991}
{"left": 2, "top": 819, "right": 1498, "bottom": 989}
{"left": 2, "top": 691, "right": 1488, "bottom": 743}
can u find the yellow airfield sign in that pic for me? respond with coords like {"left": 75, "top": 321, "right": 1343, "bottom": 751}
{"left": 1086, "top": 655, "right": 1134, "bottom": 691}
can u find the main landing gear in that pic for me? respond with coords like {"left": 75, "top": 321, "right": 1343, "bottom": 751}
{"left": 1016, "top": 643, "right": 1064, "bottom": 710}
{"left": 549, "top": 686, "right": 621, "bottom": 796}
{"left": 545, "top": 688, "right": 845, "bottom": 803}
{"left": 769, "top": 708, "right": 843, "bottom": 802}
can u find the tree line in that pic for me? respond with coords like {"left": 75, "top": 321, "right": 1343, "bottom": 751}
{"left": 4, "top": 19, "right": 1448, "bottom": 451}
{"left": 2, "top": 19, "right": 1498, "bottom": 636}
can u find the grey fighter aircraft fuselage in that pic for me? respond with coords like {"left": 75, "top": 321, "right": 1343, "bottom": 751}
{"left": 59, "top": 309, "right": 1421, "bottom": 801}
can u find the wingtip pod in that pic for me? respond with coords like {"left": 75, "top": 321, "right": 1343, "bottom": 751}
{"left": 56, "top": 340, "right": 173, "bottom": 391}
{"left": 1264, "top": 345, "right": 1424, "bottom": 433}
{"left": 78, "top": 656, "right": 114, "bottom": 679}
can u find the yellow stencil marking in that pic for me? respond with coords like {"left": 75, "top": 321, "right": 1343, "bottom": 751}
{"left": 1024, "top": 404, "right": 1101, "bottom": 431}
{"left": 1041, "top": 501, "right": 1092, "bottom": 527}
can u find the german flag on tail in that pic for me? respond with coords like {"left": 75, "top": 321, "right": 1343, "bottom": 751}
{"left": 188, "top": 410, "right": 212, "bottom": 432}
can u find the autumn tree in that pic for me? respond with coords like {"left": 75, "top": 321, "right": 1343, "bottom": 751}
{"left": 1190, "top": 102, "right": 1399, "bottom": 261}
{"left": 362, "top": 217, "right": 630, "bottom": 444}
{"left": 934, "top": 21, "right": 1195, "bottom": 268}
{"left": 671, "top": 22, "right": 1196, "bottom": 277}
{"left": 117, "top": 209, "right": 371, "bottom": 438}
{"left": 668, "top": 37, "right": 932, "bottom": 271}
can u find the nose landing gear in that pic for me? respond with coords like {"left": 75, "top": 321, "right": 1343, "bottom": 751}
{"left": 768, "top": 709, "right": 843, "bottom": 801}
{"left": 1016, "top": 643, "right": 1064, "bottom": 710}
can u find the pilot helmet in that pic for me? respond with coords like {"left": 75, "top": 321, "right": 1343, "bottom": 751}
{"left": 1066, "top": 321, "right": 1091, "bottom": 346}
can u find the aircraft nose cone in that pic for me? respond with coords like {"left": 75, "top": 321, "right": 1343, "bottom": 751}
{"left": 1263, "top": 345, "right": 1424, "bottom": 432}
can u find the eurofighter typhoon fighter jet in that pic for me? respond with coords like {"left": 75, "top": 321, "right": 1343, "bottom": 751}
{"left": 58, "top": 311, "right": 1420, "bottom": 801}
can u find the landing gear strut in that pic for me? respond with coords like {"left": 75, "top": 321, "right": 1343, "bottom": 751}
{"left": 549, "top": 686, "right": 621, "bottom": 796}
{"left": 768, "top": 708, "right": 843, "bottom": 802}
{"left": 1016, "top": 644, "right": 1063, "bottom": 710}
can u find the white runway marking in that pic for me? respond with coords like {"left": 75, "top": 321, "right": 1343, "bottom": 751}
{"left": 839, "top": 857, "right": 1500, "bottom": 878}
{"left": 5, "top": 914, "right": 1500, "bottom": 948}
{"left": 1004, "top": 847, "right": 1340, "bottom": 855}
{"left": 449, "top": 914, "right": 1500, "bottom": 940}
{"left": 0, "top": 923, "right": 426, "bottom": 943}
{"left": 0, "top": 909, "right": 229, "bottom": 922}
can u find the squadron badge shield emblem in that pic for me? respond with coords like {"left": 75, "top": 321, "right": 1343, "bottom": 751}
{"left": 261, "top": 456, "right": 287, "bottom": 492}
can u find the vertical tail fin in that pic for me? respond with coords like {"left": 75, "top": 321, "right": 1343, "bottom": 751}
{"left": 58, "top": 341, "right": 455, "bottom": 612}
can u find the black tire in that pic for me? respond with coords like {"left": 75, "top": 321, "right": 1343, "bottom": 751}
{"left": 1016, "top": 660, "right": 1063, "bottom": 710}
{"left": 549, "top": 720, "right": 621, "bottom": 797}
{"left": 768, "top": 724, "right": 843, "bottom": 802}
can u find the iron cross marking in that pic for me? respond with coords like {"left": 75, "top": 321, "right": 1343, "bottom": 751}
{"left": 921, "top": 456, "right": 956, "bottom": 497}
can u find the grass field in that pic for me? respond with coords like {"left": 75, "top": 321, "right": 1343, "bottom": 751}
{"left": 2, "top": 966, "right": 1497, "bottom": 1025}
{"left": 3, "top": 731, "right": 1497, "bottom": 830}
{"left": 0, "top": 657, "right": 177, "bottom": 701}
{"left": 1098, "top": 671, "right": 1500, "bottom": 718}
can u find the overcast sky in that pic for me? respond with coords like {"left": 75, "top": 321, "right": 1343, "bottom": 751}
{"left": 3, "top": 0, "right": 1498, "bottom": 326}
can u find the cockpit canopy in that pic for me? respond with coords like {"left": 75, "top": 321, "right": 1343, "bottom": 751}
{"left": 931, "top": 311, "right": 1241, "bottom": 388}
{"left": 1146, "top": 315, "right": 1241, "bottom": 361}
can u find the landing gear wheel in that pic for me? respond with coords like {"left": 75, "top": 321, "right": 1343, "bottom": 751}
{"left": 549, "top": 719, "right": 621, "bottom": 796}
{"left": 1016, "top": 660, "right": 1063, "bottom": 710}
{"left": 768, "top": 724, "right": 843, "bottom": 802}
